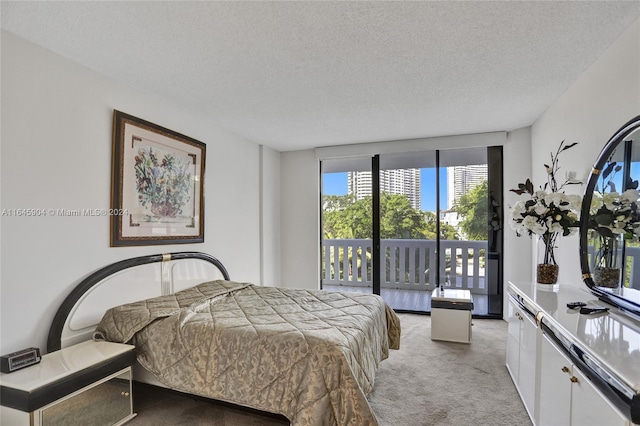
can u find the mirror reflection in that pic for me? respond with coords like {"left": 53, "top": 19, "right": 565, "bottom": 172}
{"left": 586, "top": 134, "right": 640, "bottom": 289}
{"left": 583, "top": 122, "right": 640, "bottom": 297}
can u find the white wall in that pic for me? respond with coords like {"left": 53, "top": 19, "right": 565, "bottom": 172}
{"left": 280, "top": 149, "right": 320, "bottom": 289}
{"left": 0, "top": 31, "right": 275, "bottom": 354}
{"left": 503, "top": 127, "right": 533, "bottom": 287}
{"left": 531, "top": 17, "right": 640, "bottom": 288}
{"left": 260, "top": 145, "right": 281, "bottom": 286}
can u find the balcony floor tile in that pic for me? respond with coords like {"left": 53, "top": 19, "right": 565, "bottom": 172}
{"left": 323, "top": 285, "right": 490, "bottom": 316}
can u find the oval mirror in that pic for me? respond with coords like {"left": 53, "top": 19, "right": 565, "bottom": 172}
{"left": 580, "top": 115, "right": 640, "bottom": 318}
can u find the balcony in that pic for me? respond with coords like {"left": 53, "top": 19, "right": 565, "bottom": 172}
{"left": 323, "top": 240, "right": 640, "bottom": 315}
{"left": 321, "top": 238, "right": 490, "bottom": 314}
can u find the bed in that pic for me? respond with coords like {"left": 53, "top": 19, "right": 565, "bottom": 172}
{"left": 47, "top": 252, "right": 401, "bottom": 426}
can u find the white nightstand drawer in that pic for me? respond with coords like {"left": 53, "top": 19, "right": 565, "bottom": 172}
{"left": 40, "top": 367, "right": 133, "bottom": 426}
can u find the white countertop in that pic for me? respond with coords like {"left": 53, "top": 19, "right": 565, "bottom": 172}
{"left": 509, "top": 281, "right": 640, "bottom": 394}
{"left": 0, "top": 340, "right": 134, "bottom": 392}
{"left": 431, "top": 288, "right": 472, "bottom": 303}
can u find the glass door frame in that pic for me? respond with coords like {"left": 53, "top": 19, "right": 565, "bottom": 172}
{"left": 320, "top": 146, "right": 504, "bottom": 318}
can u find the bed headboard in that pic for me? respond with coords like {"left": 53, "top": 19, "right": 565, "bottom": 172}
{"left": 47, "top": 252, "right": 230, "bottom": 353}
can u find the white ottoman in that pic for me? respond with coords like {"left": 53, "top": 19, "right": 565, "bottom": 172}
{"left": 430, "top": 289, "right": 473, "bottom": 343}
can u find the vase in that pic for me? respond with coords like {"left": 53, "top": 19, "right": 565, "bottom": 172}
{"left": 536, "top": 233, "right": 559, "bottom": 284}
{"left": 592, "top": 234, "right": 623, "bottom": 289}
{"left": 150, "top": 201, "right": 178, "bottom": 218}
{"left": 537, "top": 263, "right": 559, "bottom": 284}
{"left": 593, "top": 266, "right": 621, "bottom": 288}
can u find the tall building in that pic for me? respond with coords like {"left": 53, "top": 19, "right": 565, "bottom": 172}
{"left": 441, "top": 164, "right": 487, "bottom": 230}
{"left": 446, "top": 164, "right": 487, "bottom": 209}
{"left": 348, "top": 169, "right": 421, "bottom": 210}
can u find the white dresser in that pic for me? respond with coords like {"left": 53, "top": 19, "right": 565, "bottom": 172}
{"left": 507, "top": 281, "right": 640, "bottom": 426}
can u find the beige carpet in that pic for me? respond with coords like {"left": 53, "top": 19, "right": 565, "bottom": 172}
{"left": 129, "top": 313, "right": 532, "bottom": 425}
{"left": 367, "top": 314, "right": 532, "bottom": 425}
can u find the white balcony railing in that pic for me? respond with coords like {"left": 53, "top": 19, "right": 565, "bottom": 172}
{"left": 628, "top": 247, "right": 640, "bottom": 289}
{"left": 322, "top": 240, "right": 640, "bottom": 294}
{"left": 586, "top": 245, "right": 640, "bottom": 290}
{"left": 321, "top": 239, "right": 488, "bottom": 294}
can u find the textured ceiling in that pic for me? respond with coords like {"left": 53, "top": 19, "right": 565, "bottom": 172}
{"left": 2, "top": 1, "right": 640, "bottom": 151}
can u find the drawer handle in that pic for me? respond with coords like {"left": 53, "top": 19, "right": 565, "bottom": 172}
{"left": 561, "top": 366, "right": 570, "bottom": 374}
{"left": 121, "top": 391, "right": 130, "bottom": 397}
{"left": 570, "top": 376, "right": 579, "bottom": 383}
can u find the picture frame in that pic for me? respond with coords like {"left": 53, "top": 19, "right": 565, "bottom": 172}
{"left": 110, "top": 110, "right": 205, "bottom": 246}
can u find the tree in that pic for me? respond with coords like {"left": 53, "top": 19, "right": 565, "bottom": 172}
{"left": 455, "top": 180, "right": 488, "bottom": 240}
{"left": 322, "top": 195, "right": 362, "bottom": 239}
{"left": 380, "top": 193, "right": 428, "bottom": 239}
{"left": 323, "top": 194, "right": 356, "bottom": 212}
{"left": 422, "top": 211, "right": 459, "bottom": 240}
{"left": 322, "top": 193, "right": 459, "bottom": 240}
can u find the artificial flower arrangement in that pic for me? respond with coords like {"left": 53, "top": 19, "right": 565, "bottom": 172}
{"left": 589, "top": 189, "right": 640, "bottom": 241}
{"left": 509, "top": 141, "right": 582, "bottom": 283}
{"left": 586, "top": 160, "right": 640, "bottom": 287}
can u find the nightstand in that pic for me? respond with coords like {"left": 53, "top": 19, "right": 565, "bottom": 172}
{"left": 431, "top": 288, "right": 474, "bottom": 343}
{"left": 0, "top": 340, "right": 136, "bottom": 426}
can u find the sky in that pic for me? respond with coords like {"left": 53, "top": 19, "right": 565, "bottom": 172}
{"left": 322, "top": 169, "right": 448, "bottom": 212}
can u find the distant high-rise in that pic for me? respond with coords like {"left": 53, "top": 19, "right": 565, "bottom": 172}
{"left": 446, "top": 165, "right": 487, "bottom": 209}
{"left": 348, "top": 169, "right": 421, "bottom": 210}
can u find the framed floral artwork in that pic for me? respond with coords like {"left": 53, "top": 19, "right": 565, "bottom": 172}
{"left": 110, "top": 110, "right": 205, "bottom": 246}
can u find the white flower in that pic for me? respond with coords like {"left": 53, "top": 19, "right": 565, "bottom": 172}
{"left": 544, "top": 192, "right": 564, "bottom": 206}
{"left": 591, "top": 192, "right": 604, "bottom": 212}
{"left": 603, "top": 192, "right": 619, "bottom": 210}
{"left": 521, "top": 215, "right": 545, "bottom": 235}
{"left": 549, "top": 222, "right": 564, "bottom": 234}
{"left": 509, "top": 219, "right": 522, "bottom": 232}
{"left": 534, "top": 205, "right": 548, "bottom": 216}
{"left": 510, "top": 200, "right": 526, "bottom": 217}
{"left": 565, "top": 171, "right": 582, "bottom": 185}
{"left": 521, "top": 215, "right": 537, "bottom": 228}
{"left": 567, "top": 194, "right": 583, "bottom": 211}
{"left": 590, "top": 190, "right": 640, "bottom": 240}
{"left": 621, "top": 189, "right": 640, "bottom": 204}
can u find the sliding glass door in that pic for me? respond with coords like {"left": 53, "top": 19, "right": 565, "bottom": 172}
{"left": 439, "top": 148, "right": 502, "bottom": 316}
{"left": 320, "top": 146, "right": 504, "bottom": 318}
{"left": 321, "top": 156, "right": 374, "bottom": 295}
{"left": 377, "top": 151, "right": 436, "bottom": 311}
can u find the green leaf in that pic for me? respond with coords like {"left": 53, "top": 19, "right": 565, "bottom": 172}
{"left": 595, "top": 213, "right": 613, "bottom": 226}
{"left": 597, "top": 226, "right": 615, "bottom": 239}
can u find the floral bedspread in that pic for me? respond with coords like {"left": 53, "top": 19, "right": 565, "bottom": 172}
{"left": 94, "top": 280, "right": 401, "bottom": 426}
